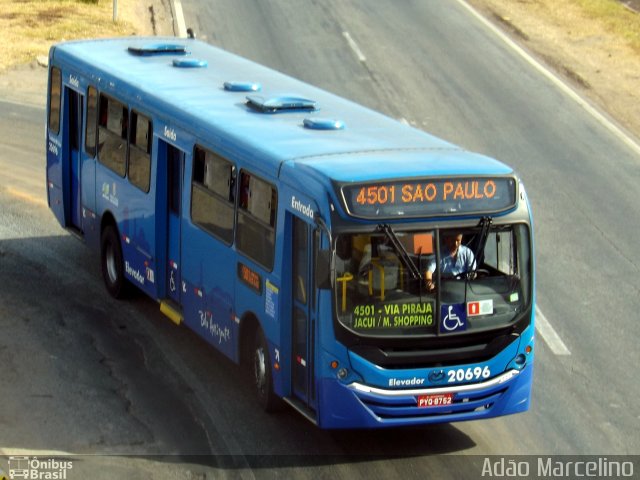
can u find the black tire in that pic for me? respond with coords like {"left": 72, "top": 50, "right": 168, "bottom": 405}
{"left": 253, "top": 328, "right": 280, "bottom": 412}
{"left": 100, "top": 225, "right": 130, "bottom": 299}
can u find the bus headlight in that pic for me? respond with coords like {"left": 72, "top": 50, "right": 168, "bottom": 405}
{"left": 514, "top": 354, "right": 527, "bottom": 369}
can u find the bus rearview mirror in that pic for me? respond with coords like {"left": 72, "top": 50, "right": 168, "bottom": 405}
{"left": 315, "top": 249, "right": 331, "bottom": 289}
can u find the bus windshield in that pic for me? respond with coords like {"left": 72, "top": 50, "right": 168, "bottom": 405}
{"left": 333, "top": 224, "right": 531, "bottom": 337}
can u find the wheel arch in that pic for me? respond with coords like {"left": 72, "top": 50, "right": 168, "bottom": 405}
{"left": 100, "top": 210, "right": 118, "bottom": 237}
{"left": 239, "top": 310, "right": 260, "bottom": 367}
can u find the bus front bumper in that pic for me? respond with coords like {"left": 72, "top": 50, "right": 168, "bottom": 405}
{"left": 316, "top": 364, "right": 533, "bottom": 429}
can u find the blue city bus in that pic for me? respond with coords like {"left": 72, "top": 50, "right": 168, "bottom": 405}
{"left": 46, "top": 37, "right": 534, "bottom": 429}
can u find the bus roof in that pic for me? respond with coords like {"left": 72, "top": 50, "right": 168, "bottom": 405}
{"left": 51, "top": 37, "right": 513, "bottom": 183}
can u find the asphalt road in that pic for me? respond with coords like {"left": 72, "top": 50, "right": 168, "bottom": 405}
{"left": 0, "top": 0, "right": 639, "bottom": 478}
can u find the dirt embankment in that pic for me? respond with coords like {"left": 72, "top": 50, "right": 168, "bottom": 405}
{"left": 467, "top": 0, "right": 640, "bottom": 143}
{"left": 0, "top": 0, "right": 174, "bottom": 106}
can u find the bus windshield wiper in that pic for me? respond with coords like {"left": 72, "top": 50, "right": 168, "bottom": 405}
{"left": 378, "top": 224, "right": 423, "bottom": 280}
{"left": 473, "top": 216, "right": 493, "bottom": 267}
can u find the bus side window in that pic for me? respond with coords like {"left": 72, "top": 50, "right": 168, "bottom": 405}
{"left": 191, "top": 145, "right": 235, "bottom": 244}
{"left": 85, "top": 86, "right": 98, "bottom": 157}
{"left": 236, "top": 170, "right": 277, "bottom": 270}
{"left": 48, "top": 67, "right": 62, "bottom": 135}
{"left": 97, "top": 94, "right": 127, "bottom": 177}
{"left": 128, "top": 111, "right": 152, "bottom": 192}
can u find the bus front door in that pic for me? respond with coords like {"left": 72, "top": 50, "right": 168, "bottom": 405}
{"left": 65, "top": 87, "right": 83, "bottom": 231}
{"left": 291, "top": 216, "right": 317, "bottom": 411}
{"left": 165, "top": 141, "right": 185, "bottom": 305}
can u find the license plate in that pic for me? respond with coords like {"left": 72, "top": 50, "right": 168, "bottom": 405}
{"left": 417, "top": 393, "right": 453, "bottom": 408}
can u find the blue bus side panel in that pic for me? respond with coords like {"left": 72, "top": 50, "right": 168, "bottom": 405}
{"left": 80, "top": 157, "right": 100, "bottom": 251}
{"left": 181, "top": 224, "right": 238, "bottom": 361}
{"left": 47, "top": 142, "right": 65, "bottom": 227}
{"left": 182, "top": 283, "right": 237, "bottom": 360}
{"left": 96, "top": 165, "right": 159, "bottom": 298}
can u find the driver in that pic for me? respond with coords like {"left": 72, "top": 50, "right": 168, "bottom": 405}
{"left": 425, "top": 232, "right": 476, "bottom": 290}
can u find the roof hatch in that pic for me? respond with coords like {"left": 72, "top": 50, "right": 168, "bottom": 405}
{"left": 128, "top": 44, "right": 188, "bottom": 56}
{"left": 246, "top": 95, "right": 317, "bottom": 113}
{"left": 224, "top": 81, "right": 262, "bottom": 92}
{"left": 303, "top": 118, "right": 345, "bottom": 130}
{"left": 172, "top": 58, "right": 208, "bottom": 68}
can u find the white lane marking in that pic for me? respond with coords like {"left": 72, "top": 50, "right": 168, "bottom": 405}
{"left": 535, "top": 306, "right": 571, "bottom": 355}
{"left": 173, "top": 0, "right": 187, "bottom": 38}
{"left": 343, "top": 31, "right": 367, "bottom": 63}
{"left": 456, "top": 0, "right": 640, "bottom": 158}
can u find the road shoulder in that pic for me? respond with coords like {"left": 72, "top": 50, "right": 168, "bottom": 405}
{"left": 467, "top": 0, "right": 640, "bottom": 143}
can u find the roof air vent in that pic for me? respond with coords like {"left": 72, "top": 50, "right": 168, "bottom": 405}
{"left": 246, "top": 95, "right": 317, "bottom": 113}
{"left": 303, "top": 118, "right": 345, "bottom": 130}
{"left": 224, "top": 81, "right": 262, "bottom": 92}
{"left": 172, "top": 58, "right": 208, "bottom": 68}
{"left": 128, "top": 44, "right": 188, "bottom": 56}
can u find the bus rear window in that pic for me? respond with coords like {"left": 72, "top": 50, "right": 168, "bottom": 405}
{"left": 98, "top": 94, "right": 128, "bottom": 177}
{"left": 48, "top": 67, "right": 62, "bottom": 135}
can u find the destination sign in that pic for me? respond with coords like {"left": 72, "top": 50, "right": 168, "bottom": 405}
{"left": 351, "top": 301, "right": 435, "bottom": 331}
{"left": 341, "top": 176, "right": 517, "bottom": 219}
{"left": 238, "top": 262, "right": 261, "bottom": 294}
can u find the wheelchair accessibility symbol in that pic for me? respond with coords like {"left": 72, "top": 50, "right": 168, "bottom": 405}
{"left": 169, "top": 270, "right": 176, "bottom": 293}
{"left": 440, "top": 304, "right": 467, "bottom": 333}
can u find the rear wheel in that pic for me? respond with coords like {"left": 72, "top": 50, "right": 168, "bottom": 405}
{"left": 100, "top": 225, "right": 130, "bottom": 298}
{"left": 253, "top": 328, "right": 280, "bottom": 412}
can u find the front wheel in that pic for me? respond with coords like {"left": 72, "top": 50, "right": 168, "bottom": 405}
{"left": 253, "top": 328, "right": 280, "bottom": 412}
{"left": 100, "top": 225, "right": 130, "bottom": 299}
